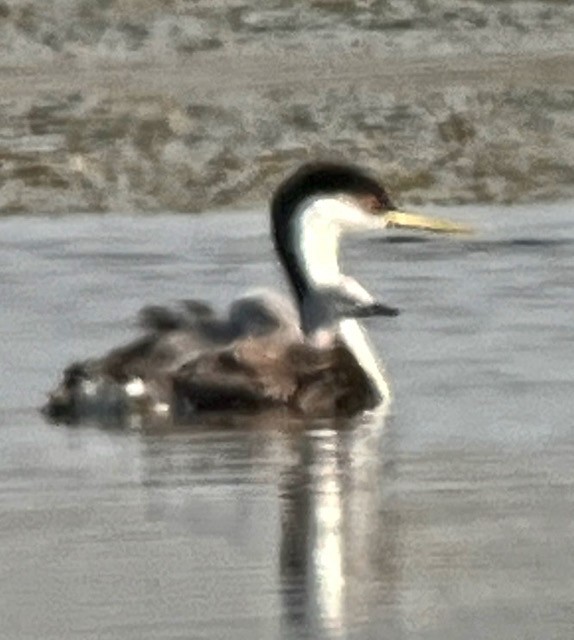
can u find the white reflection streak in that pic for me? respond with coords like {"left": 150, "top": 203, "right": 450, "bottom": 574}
{"left": 312, "top": 453, "right": 345, "bottom": 630}
{"left": 310, "top": 406, "right": 388, "bottom": 631}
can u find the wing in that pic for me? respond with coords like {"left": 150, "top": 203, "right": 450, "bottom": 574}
{"left": 45, "top": 293, "right": 301, "bottom": 423}
{"left": 172, "top": 336, "right": 377, "bottom": 418}
{"left": 290, "top": 342, "right": 379, "bottom": 416}
{"left": 138, "top": 299, "right": 216, "bottom": 332}
{"left": 100, "top": 293, "right": 296, "bottom": 382}
{"left": 228, "top": 290, "right": 301, "bottom": 341}
{"left": 173, "top": 335, "right": 298, "bottom": 413}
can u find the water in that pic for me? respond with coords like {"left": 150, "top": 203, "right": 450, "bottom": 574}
{"left": 1, "top": 203, "right": 573, "bottom": 638}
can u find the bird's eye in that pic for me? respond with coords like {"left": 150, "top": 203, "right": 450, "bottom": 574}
{"left": 359, "top": 194, "right": 384, "bottom": 214}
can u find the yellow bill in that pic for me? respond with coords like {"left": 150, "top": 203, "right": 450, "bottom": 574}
{"left": 385, "top": 210, "right": 473, "bottom": 234}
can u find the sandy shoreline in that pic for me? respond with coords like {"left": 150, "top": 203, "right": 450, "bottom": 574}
{"left": 1, "top": 2, "right": 574, "bottom": 213}
{"left": 2, "top": 50, "right": 574, "bottom": 97}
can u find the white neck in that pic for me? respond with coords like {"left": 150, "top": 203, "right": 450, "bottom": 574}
{"left": 291, "top": 196, "right": 390, "bottom": 405}
{"left": 294, "top": 196, "right": 346, "bottom": 288}
{"left": 293, "top": 196, "right": 382, "bottom": 333}
{"left": 337, "top": 318, "right": 389, "bottom": 405}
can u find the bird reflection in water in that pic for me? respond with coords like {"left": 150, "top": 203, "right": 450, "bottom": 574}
{"left": 279, "top": 407, "right": 399, "bottom": 637}
{"left": 127, "top": 407, "right": 400, "bottom": 637}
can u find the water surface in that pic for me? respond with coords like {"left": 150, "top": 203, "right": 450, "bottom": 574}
{"left": 0, "top": 203, "right": 573, "bottom": 638}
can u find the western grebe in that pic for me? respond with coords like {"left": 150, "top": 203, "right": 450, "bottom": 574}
{"left": 44, "top": 162, "right": 467, "bottom": 423}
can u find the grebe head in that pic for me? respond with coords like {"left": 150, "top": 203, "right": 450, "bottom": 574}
{"left": 271, "top": 161, "right": 471, "bottom": 335}
{"left": 271, "top": 162, "right": 394, "bottom": 247}
{"left": 271, "top": 162, "right": 398, "bottom": 334}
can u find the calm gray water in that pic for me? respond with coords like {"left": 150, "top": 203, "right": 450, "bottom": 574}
{"left": 1, "top": 203, "right": 573, "bottom": 639}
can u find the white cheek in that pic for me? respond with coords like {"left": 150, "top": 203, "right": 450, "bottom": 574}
{"left": 293, "top": 196, "right": 386, "bottom": 288}
{"left": 295, "top": 201, "right": 341, "bottom": 286}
